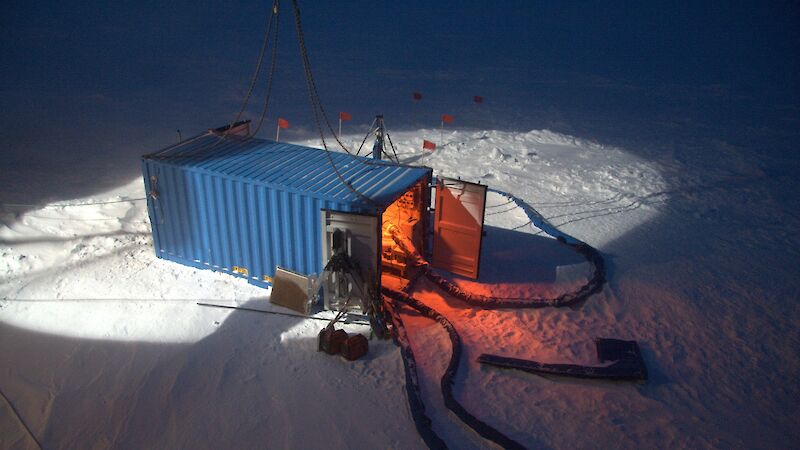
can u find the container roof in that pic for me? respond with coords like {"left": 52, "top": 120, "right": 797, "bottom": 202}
{"left": 144, "top": 132, "right": 430, "bottom": 209}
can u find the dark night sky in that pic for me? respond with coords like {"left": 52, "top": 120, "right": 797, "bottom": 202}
{"left": 1, "top": 1, "right": 799, "bottom": 200}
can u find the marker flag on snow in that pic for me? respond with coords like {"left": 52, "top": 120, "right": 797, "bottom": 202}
{"left": 277, "top": 118, "right": 290, "bottom": 129}
{"left": 423, "top": 140, "right": 436, "bottom": 151}
{"left": 441, "top": 114, "right": 454, "bottom": 124}
{"left": 474, "top": 95, "right": 483, "bottom": 103}
{"left": 413, "top": 92, "right": 422, "bottom": 101}
{"left": 339, "top": 111, "right": 352, "bottom": 121}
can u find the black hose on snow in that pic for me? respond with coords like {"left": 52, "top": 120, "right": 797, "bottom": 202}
{"left": 384, "top": 288, "right": 527, "bottom": 450}
{"left": 384, "top": 188, "right": 607, "bottom": 449}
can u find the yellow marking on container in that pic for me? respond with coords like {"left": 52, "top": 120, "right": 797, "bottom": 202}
{"left": 263, "top": 275, "right": 273, "bottom": 283}
{"left": 232, "top": 266, "right": 249, "bottom": 276}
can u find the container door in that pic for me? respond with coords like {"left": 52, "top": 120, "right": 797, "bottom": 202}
{"left": 432, "top": 177, "right": 487, "bottom": 279}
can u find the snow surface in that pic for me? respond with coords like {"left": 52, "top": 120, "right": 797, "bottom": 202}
{"left": 1, "top": 128, "right": 798, "bottom": 449}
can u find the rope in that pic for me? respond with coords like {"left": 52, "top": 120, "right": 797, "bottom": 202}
{"left": 355, "top": 117, "right": 377, "bottom": 157}
{"left": 1, "top": 198, "right": 146, "bottom": 209}
{"left": 355, "top": 118, "right": 401, "bottom": 166}
{"left": 14, "top": 216, "right": 149, "bottom": 224}
{"left": 196, "top": 302, "right": 370, "bottom": 326}
{"left": 386, "top": 132, "right": 401, "bottom": 164}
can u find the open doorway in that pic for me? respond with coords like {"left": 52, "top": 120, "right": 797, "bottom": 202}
{"left": 380, "top": 178, "right": 429, "bottom": 288}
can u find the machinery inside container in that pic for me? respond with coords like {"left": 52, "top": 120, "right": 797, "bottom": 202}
{"left": 319, "top": 175, "right": 491, "bottom": 318}
{"left": 318, "top": 177, "right": 430, "bottom": 317}
{"left": 380, "top": 179, "right": 428, "bottom": 282}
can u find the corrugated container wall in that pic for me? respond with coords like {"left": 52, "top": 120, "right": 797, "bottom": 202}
{"left": 141, "top": 132, "right": 431, "bottom": 288}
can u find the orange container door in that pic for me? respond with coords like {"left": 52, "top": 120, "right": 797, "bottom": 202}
{"left": 431, "top": 177, "right": 487, "bottom": 279}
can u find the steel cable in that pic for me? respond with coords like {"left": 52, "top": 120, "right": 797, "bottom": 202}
{"left": 158, "top": 1, "right": 280, "bottom": 159}
{"left": 290, "top": 0, "right": 381, "bottom": 208}
{"left": 232, "top": 0, "right": 278, "bottom": 132}
{"left": 251, "top": 0, "right": 281, "bottom": 137}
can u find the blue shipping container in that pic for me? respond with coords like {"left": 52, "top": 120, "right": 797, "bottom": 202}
{"left": 141, "top": 130, "right": 432, "bottom": 288}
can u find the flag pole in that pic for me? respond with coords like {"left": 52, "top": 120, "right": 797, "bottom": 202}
{"left": 276, "top": 124, "right": 280, "bottom": 142}
{"left": 338, "top": 117, "right": 342, "bottom": 137}
{"left": 440, "top": 120, "right": 444, "bottom": 146}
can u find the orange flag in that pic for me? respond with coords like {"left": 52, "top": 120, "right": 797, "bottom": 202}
{"left": 277, "top": 118, "right": 290, "bottom": 129}
{"left": 422, "top": 140, "right": 436, "bottom": 151}
{"left": 441, "top": 114, "right": 454, "bottom": 124}
{"left": 339, "top": 111, "right": 352, "bottom": 121}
